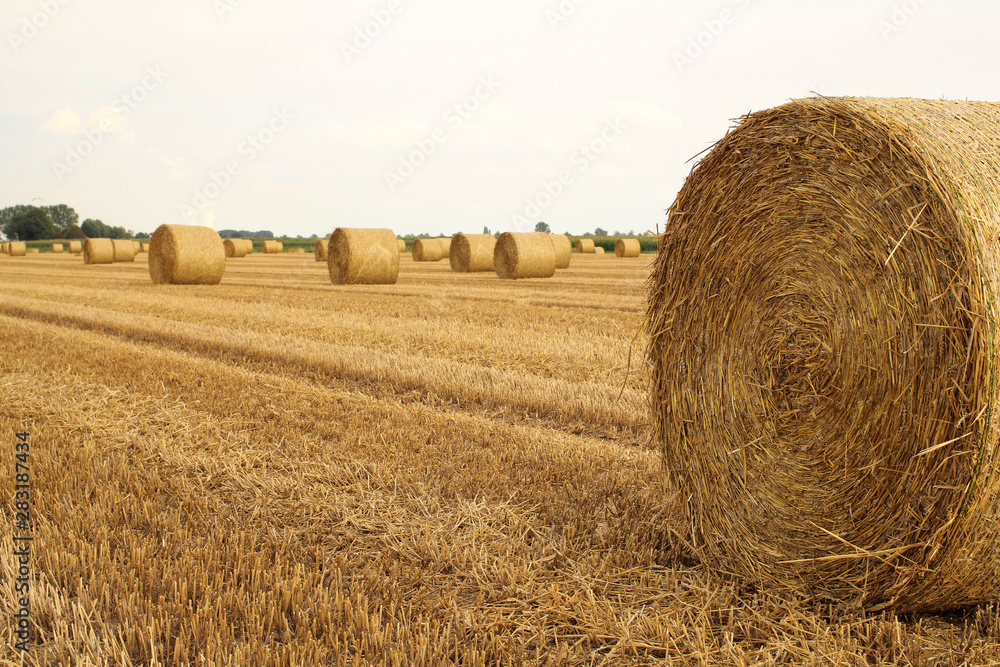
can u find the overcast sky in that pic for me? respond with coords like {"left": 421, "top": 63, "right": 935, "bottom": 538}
{"left": 2, "top": 1, "right": 998, "bottom": 238}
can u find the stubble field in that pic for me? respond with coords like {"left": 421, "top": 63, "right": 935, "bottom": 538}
{"left": 1, "top": 252, "right": 998, "bottom": 666}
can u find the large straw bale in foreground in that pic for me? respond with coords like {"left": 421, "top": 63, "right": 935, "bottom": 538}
{"left": 615, "top": 238, "right": 641, "bottom": 257}
{"left": 648, "top": 97, "right": 1000, "bottom": 613}
{"left": 224, "top": 239, "right": 248, "bottom": 258}
{"left": 112, "top": 239, "right": 136, "bottom": 262}
{"left": 69, "top": 240, "right": 82, "bottom": 254}
{"left": 575, "top": 238, "right": 595, "bottom": 254}
{"left": 494, "top": 232, "right": 555, "bottom": 279}
{"left": 449, "top": 233, "right": 496, "bottom": 273}
{"left": 315, "top": 239, "right": 328, "bottom": 261}
{"left": 83, "top": 238, "right": 113, "bottom": 264}
{"left": 327, "top": 228, "right": 399, "bottom": 285}
{"left": 149, "top": 224, "right": 225, "bottom": 285}
{"left": 412, "top": 238, "right": 447, "bottom": 262}
{"left": 262, "top": 240, "right": 282, "bottom": 254}
{"left": 550, "top": 234, "right": 572, "bottom": 269}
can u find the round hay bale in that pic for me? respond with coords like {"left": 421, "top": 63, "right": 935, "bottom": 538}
{"left": 327, "top": 228, "right": 399, "bottom": 285}
{"left": 9, "top": 242, "right": 26, "bottom": 256}
{"left": 647, "top": 97, "right": 1000, "bottom": 613}
{"left": 83, "top": 238, "right": 113, "bottom": 264}
{"left": 262, "top": 240, "right": 283, "bottom": 254}
{"left": 494, "top": 232, "right": 555, "bottom": 280}
{"left": 550, "top": 234, "right": 572, "bottom": 269}
{"left": 240, "top": 239, "right": 252, "bottom": 255}
{"left": 68, "top": 240, "right": 82, "bottom": 254}
{"left": 51, "top": 243, "right": 64, "bottom": 254}
{"left": 412, "top": 238, "right": 446, "bottom": 262}
{"left": 112, "top": 239, "right": 136, "bottom": 262}
{"left": 149, "top": 224, "right": 225, "bottom": 285}
{"left": 289, "top": 247, "right": 306, "bottom": 254}
{"left": 575, "top": 238, "right": 595, "bottom": 254}
{"left": 315, "top": 239, "right": 328, "bottom": 261}
{"left": 449, "top": 233, "right": 496, "bottom": 273}
{"left": 615, "top": 238, "right": 641, "bottom": 257}
{"left": 398, "top": 238, "right": 407, "bottom": 252}
{"left": 224, "top": 238, "right": 248, "bottom": 258}
{"left": 132, "top": 240, "right": 141, "bottom": 254}
{"left": 594, "top": 246, "right": 605, "bottom": 256}
{"left": 26, "top": 248, "right": 39, "bottom": 254}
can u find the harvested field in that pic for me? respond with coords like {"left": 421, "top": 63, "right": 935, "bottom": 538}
{"left": 1, "top": 251, "right": 997, "bottom": 666}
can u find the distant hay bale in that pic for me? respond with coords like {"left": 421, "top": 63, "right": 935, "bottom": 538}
{"left": 83, "top": 238, "right": 114, "bottom": 264}
{"left": 594, "top": 247, "right": 605, "bottom": 255}
{"left": 26, "top": 248, "right": 40, "bottom": 254}
{"left": 550, "top": 234, "right": 572, "bottom": 269}
{"left": 240, "top": 239, "right": 252, "bottom": 255}
{"left": 398, "top": 239, "right": 407, "bottom": 252}
{"left": 648, "top": 96, "right": 1000, "bottom": 613}
{"left": 149, "top": 224, "right": 225, "bottom": 285}
{"left": 327, "top": 228, "right": 399, "bottom": 285}
{"left": 449, "top": 233, "right": 496, "bottom": 273}
{"left": 262, "top": 240, "right": 283, "bottom": 254}
{"left": 289, "top": 247, "right": 306, "bottom": 254}
{"left": 69, "top": 240, "right": 82, "bottom": 254}
{"left": 132, "top": 240, "right": 141, "bottom": 254}
{"left": 494, "top": 232, "right": 555, "bottom": 280}
{"left": 615, "top": 238, "right": 641, "bottom": 257}
{"left": 315, "top": 239, "right": 328, "bottom": 261}
{"left": 575, "top": 238, "right": 595, "bottom": 254}
{"left": 412, "top": 238, "right": 447, "bottom": 262}
{"left": 224, "top": 239, "right": 248, "bottom": 258}
{"left": 52, "top": 243, "right": 64, "bottom": 253}
{"left": 136, "top": 242, "right": 146, "bottom": 253}
{"left": 112, "top": 239, "right": 136, "bottom": 262}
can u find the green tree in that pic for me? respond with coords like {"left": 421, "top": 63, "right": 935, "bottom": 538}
{"left": 593, "top": 227, "right": 607, "bottom": 236}
{"left": 0, "top": 205, "right": 33, "bottom": 235}
{"left": 534, "top": 221, "right": 551, "bottom": 233}
{"left": 81, "top": 218, "right": 110, "bottom": 238}
{"left": 5, "top": 207, "right": 56, "bottom": 241}
{"left": 43, "top": 204, "right": 79, "bottom": 230}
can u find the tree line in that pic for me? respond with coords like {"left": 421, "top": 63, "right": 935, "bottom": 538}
{"left": 0, "top": 204, "right": 136, "bottom": 241}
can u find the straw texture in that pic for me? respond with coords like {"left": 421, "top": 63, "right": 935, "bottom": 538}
{"left": 52, "top": 243, "right": 64, "bottom": 254}
{"left": 449, "top": 233, "right": 496, "bottom": 273}
{"left": 494, "top": 232, "right": 556, "bottom": 280}
{"left": 224, "top": 239, "right": 248, "bottom": 258}
{"left": 594, "top": 247, "right": 605, "bottom": 256}
{"left": 647, "top": 96, "right": 1000, "bottom": 613}
{"left": 575, "top": 238, "right": 595, "bottom": 254}
{"left": 412, "top": 238, "right": 447, "bottom": 262}
{"left": 239, "top": 240, "right": 252, "bottom": 255}
{"left": 327, "top": 228, "right": 399, "bottom": 285}
{"left": 83, "top": 239, "right": 113, "bottom": 264}
{"left": 615, "top": 239, "right": 641, "bottom": 258}
{"left": 112, "top": 239, "right": 136, "bottom": 262}
{"left": 9, "top": 242, "right": 26, "bottom": 256}
{"left": 315, "top": 239, "right": 328, "bottom": 261}
{"left": 398, "top": 239, "right": 407, "bottom": 252}
{"left": 149, "top": 224, "right": 226, "bottom": 285}
{"left": 262, "top": 240, "right": 283, "bottom": 254}
{"left": 550, "top": 234, "right": 572, "bottom": 269}
{"left": 69, "top": 240, "right": 82, "bottom": 254}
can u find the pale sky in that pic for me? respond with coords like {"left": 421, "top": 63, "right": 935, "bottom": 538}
{"left": 2, "top": 1, "right": 998, "bottom": 238}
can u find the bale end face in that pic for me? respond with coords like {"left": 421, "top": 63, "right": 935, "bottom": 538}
{"left": 449, "top": 233, "right": 496, "bottom": 273}
{"left": 615, "top": 238, "right": 641, "bottom": 257}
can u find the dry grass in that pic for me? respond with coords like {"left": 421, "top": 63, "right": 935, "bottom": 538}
{"left": 1, "top": 251, "right": 998, "bottom": 665}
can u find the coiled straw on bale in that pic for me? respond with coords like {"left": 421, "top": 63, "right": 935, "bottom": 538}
{"left": 615, "top": 238, "right": 641, "bottom": 257}
{"left": 149, "top": 224, "right": 225, "bottom": 285}
{"left": 83, "top": 238, "right": 113, "bottom": 264}
{"left": 327, "top": 228, "right": 399, "bottom": 285}
{"left": 494, "top": 232, "right": 555, "bottom": 280}
{"left": 112, "top": 239, "right": 136, "bottom": 262}
{"left": 262, "top": 240, "right": 282, "bottom": 254}
{"left": 449, "top": 233, "right": 496, "bottom": 273}
{"left": 647, "top": 97, "right": 1000, "bottom": 613}
{"left": 52, "top": 243, "right": 64, "bottom": 254}
{"left": 315, "top": 239, "right": 328, "bottom": 261}
{"left": 224, "top": 239, "right": 248, "bottom": 258}
{"left": 575, "top": 238, "right": 595, "bottom": 254}
{"left": 412, "top": 238, "right": 447, "bottom": 262}
{"left": 69, "top": 240, "right": 82, "bottom": 254}
{"left": 550, "top": 234, "right": 572, "bottom": 269}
